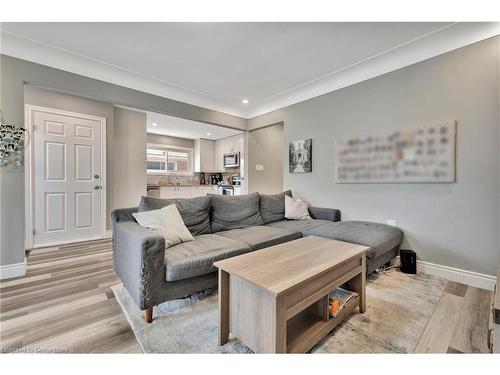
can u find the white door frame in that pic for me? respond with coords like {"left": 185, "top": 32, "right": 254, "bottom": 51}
{"left": 24, "top": 104, "right": 107, "bottom": 249}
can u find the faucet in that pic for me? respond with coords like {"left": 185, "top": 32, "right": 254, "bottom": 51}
{"left": 167, "top": 172, "right": 175, "bottom": 185}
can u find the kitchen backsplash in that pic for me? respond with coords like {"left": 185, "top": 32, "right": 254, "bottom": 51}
{"left": 147, "top": 171, "right": 240, "bottom": 185}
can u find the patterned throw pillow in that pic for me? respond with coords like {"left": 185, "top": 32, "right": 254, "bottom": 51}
{"left": 132, "top": 204, "right": 194, "bottom": 248}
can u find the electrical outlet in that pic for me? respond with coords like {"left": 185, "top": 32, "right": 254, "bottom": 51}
{"left": 255, "top": 164, "right": 264, "bottom": 171}
{"left": 386, "top": 219, "right": 396, "bottom": 227}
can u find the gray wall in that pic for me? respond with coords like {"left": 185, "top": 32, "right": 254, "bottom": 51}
{"left": 0, "top": 164, "right": 23, "bottom": 266}
{"left": 20, "top": 90, "right": 200, "bottom": 233}
{"left": 113, "top": 107, "right": 147, "bottom": 210}
{"left": 248, "top": 37, "right": 500, "bottom": 276}
{"left": 248, "top": 123, "right": 284, "bottom": 194}
{"left": 1, "top": 38, "right": 499, "bottom": 277}
{"left": 147, "top": 133, "right": 194, "bottom": 149}
{"left": 24, "top": 86, "right": 116, "bottom": 229}
{"left": 0, "top": 54, "right": 246, "bottom": 268}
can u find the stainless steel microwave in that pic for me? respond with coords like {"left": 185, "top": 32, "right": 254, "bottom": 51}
{"left": 223, "top": 152, "right": 240, "bottom": 168}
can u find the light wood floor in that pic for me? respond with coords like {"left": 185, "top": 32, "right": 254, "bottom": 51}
{"left": 0, "top": 239, "right": 493, "bottom": 353}
{"left": 0, "top": 239, "right": 141, "bottom": 353}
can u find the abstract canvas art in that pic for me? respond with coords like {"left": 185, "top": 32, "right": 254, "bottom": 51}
{"left": 289, "top": 138, "right": 312, "bottom": 173}
{"left": 335, "top": 121, "right": 456, "bottom": 183}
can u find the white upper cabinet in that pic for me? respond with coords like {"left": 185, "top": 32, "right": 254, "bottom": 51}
{"left": 233, "top": 133, "right": 244, "bottom": 153}
{"left": 194, "top": 134, "right": 244, "bottom": 173}
{"left": 214, "top": 134, "right": 244, "bottom": 171}
{"left": 214, "top": 139, "right": 226, "bottom": 172}
{"left": 194, "top": 138, "right": 215, "bottom": 172}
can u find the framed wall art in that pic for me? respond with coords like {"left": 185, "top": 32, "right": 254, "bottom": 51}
{"left": 289, "top": 138, "right": 312, "bottom": 173}
{"left": 335, "top": 121, "right": 456, "bottom": 183}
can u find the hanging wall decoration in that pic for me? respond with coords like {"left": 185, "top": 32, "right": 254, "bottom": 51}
{"left": 289, "top": 138, "right": 312, "bottom": 173}
{"left": 0, "top": 118, "right": 27, "bottom": 167}
{"left": 335, "top": 121, "right": 456, "bottom": 183}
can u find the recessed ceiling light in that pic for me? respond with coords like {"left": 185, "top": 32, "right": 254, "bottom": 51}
{"left": 152, "top": 123, "right": 158, "bottom": 127}
{"left": 206, "top": 132, "right": 211, "bottom": 136}
{"left": 241, "top": 99, "right": 249, "bottom": 104}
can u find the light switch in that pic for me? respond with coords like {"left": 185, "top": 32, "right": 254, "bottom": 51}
{"left": 255, "top": 164, "right": 264, "bottom": 171}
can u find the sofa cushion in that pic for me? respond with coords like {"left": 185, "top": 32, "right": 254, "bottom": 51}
{"left": 259, "top": 190, "right": 292, "bottom": 224}
{"left": 165, "top": 234, "right": 251, "bottom": 282}
{"left": 216, "top": 225, "right": 302, "bottom": 251}
{"left": 330, "top": 221, "right": 403, "bottom": 259}
{"left": 138, "top": 195, "right": 212, "bottom": 236}
{"left": 266, "top": 218, "right": 334, "bottom": 236}
{"left": 267, "top": 219, "right": 403, "bottom": 259}
{"left": 210, "top": 192, "right": 264, "bottom": 232}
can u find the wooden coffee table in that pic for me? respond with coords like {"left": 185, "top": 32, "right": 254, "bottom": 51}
{"left": 214, "top": 236, "right": 369, "bottom": 353}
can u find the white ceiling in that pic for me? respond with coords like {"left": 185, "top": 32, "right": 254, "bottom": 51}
{"left": 146, "top": 111, "right": 242, "bottom": 140}
{"left": 1, "top": 22, "right": 499, "bottom": 118}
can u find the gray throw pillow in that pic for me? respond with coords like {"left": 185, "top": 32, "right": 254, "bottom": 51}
{"left": 259, "top": 190, "right": 293, "bottom": 224}
{"left": 210, "top": 192, "right": 264, "bottom": 232}
{"left": 138, "top": 195, "right": 212, "bottom": 236}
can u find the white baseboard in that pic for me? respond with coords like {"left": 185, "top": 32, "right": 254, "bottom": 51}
{"left": 0, "top": 258, "right": 27, "bottom": 280}
{"left": 104, "top": 230, "right": 113, "bottom": 239}
{"left": 393, "top": 257, "right": 496, "bottom": 291}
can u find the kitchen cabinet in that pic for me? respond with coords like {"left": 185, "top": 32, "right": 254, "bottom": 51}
{"left": 155, "top": 185, "right": 241, "bottom": 198}
{"left": 194, "top": 139, "right": 216, "bottom": 172}
{"left": 214, "top": 140, "right": 225, "bottom": 172}
{"left": 146, "top": 185, "right": 160, "bottom": 198}
{"left": 231, "top": 134, "right": 244, "bottom": 153}
{"left": 214, "top": 134, "right": 244, "bottom": 171}
{"left": 194, "top": 186, "right": 217, "bottom": 197}
{"left": 159, "top": 186, "right": 182, "bottom": 199}
{"left": 159, "top": 185, "right": 215, "bottom": 199}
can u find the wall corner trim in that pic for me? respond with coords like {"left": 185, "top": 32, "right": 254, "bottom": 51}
{"left": 394, "top": 256, "right": 496, "bottom": 291}
{"left": 0, "top": 258, "right": 27, "bottom": 280}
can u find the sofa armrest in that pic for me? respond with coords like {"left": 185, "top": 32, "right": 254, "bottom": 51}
{"left": 111, "top": 207, "right": 139, "bottom": 223}
{"left": 308, "top": 206, "right": 341, "bottom": 222}
{"left": 112, "top": 221, "right": 165, "bottom": 310}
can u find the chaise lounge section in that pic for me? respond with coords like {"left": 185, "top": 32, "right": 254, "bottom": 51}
{"left": 112, "top": 191, "right": 403, "bottom": 323}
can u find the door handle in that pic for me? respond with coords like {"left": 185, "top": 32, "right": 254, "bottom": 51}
{"left": 94, "top": 184, "right": 100, "bottom": 190}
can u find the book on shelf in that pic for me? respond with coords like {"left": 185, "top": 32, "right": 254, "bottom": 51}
{"left": 328, "top": 287, "right": 359, "bottom": 318}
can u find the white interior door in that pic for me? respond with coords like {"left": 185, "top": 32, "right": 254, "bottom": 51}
{"left": 32, "top": 108, "right": 105, "bottom": 247}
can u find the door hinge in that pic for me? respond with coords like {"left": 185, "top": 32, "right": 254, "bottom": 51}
{"left": 33, "top": 229, "right": 37, "bottom": 236}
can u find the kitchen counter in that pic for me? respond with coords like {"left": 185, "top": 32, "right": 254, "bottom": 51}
{"left": 168, "top": 184, "right": 217, "bottom": 187}
{"left": 147, "top": 184, "right": 242, "bottom": 199}
{"left": 148, "top": 184, "right": 217, "bottom": 188}
{"left": 147, "top": 185, "right": 219, "bottom": 199}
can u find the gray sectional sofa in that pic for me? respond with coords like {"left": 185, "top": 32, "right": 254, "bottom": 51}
{"left": 112, "top": 191, "right": 403, "bottom": 322}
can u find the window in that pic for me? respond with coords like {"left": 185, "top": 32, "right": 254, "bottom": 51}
{"left": 147, "top": 146, "right": 193, "bottom": 175}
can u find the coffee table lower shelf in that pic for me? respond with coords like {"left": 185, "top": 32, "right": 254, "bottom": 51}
{"left": 287, "top": 295, "right": 360, "bottom": 353}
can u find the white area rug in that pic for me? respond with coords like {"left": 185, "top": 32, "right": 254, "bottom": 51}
{"left": 112, "top": 269, "right": 447, "bottom": 353}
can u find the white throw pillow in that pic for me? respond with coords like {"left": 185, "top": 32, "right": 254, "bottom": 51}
{"left": 285, "top": 195, "right": 310, "bottom": 220}
{"left": 132, "top": 204, "right": 194, "bottom": 248}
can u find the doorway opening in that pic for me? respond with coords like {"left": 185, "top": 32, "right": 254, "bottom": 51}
{"left": 144, "top": 111, "right": 247, "bottom": 199}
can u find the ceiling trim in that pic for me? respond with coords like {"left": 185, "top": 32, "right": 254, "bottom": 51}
{"left": 1, "top": 23, "right": 499, "bottom": 121}
{"left": 246, "top": 22, "right": 500, "bottom": 119}
{"left": 0, "top": 30, "right": 247, "bottom": 118}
